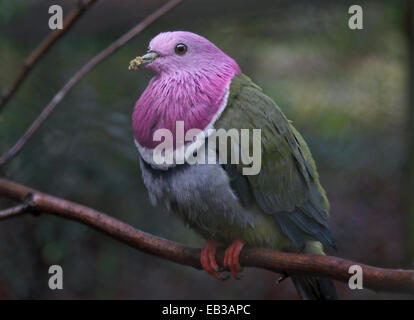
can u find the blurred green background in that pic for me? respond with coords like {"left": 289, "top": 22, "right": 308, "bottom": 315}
{"left": 0, "top": 0, "right": 413, "bottom": 299}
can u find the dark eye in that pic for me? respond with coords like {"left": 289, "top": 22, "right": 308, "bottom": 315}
{"left": 175, "top": 43, "right": 187, "bottom": 55}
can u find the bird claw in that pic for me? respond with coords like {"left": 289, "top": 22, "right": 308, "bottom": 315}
{"left": 200, "top": 239, "right": 221, "bottom": 279}
{"left": 223, "top": 238, "right": 244, "bottom": 279}
{"left": 200, "top": 238, "right": 245, "bottom": 281}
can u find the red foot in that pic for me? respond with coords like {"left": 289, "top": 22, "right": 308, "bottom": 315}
{"left": 224, "top": 238, "right": 244, "bottom": 278}
{"left": 200, "top": 239, "right": 221, "bottom": 279}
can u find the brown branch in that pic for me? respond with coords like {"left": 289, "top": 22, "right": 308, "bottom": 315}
{"left": 0, "top": 177, "right": 413, "bottom": 295}
{"left": 0, "top": 203, "right": 29, "bottom": 219}
{"left": 0, "top": 0, "right": 184, "bottom": 167}
{"left": 0, "top": 0, "right": 99, "bottom": 112}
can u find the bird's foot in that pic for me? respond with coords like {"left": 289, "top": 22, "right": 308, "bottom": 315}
{"left": 224, "top": 238, "right": 244, "bottom": 279}
{"left": 200, "top": 239, "right": 224, "bottom": 280}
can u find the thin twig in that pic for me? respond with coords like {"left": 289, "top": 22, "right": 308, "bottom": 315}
{"left": 0, "top": 0, "right": 99, "bottom": 112}
{"left": 0, "top": 203, "right": 29, "bottom": 219}
{"left": 0, "top": 177, "right": 413, "bottom": 294}
{"left": 0, "top": 0, "right": 184, "bottom": 167}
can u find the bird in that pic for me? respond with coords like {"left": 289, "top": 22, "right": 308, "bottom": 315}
{"left": 130, "top": 31, "right": 337, "bottom": 300}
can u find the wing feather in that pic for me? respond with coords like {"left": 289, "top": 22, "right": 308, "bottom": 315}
{"left": 216, "top": 73, "right": 334, "bottom": 249}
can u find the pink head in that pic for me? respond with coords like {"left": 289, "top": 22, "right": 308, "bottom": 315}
{"left": 141, "top": 31, "right": 239, "bottom": 74}
{"left": 132, "top": 31, "right": 241, "bottom": 149}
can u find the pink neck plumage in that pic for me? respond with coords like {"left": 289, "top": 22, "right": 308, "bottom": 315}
{"left": 132, "top": 60, "right": 240, "bottom": 150}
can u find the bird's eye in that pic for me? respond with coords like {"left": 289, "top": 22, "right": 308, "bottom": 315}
{"left": 175, "top": 43, "right": 187, "bottom": 55}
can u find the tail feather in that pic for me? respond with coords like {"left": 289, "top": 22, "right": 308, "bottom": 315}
{"left": 291, "top": 275, "right": 338, "bottom": 300}
{"left": 290, "top": 241, "right": 338, "bottom": 299}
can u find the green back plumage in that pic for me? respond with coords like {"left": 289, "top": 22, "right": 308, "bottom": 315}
{"left": 215, "top": 73, "right": 334, "bottom": 250}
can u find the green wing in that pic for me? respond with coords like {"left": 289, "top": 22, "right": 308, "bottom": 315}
{"left": 215, "top": 73, "right": 335, "bottom": 249}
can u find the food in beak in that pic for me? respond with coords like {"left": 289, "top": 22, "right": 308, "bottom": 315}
{"left": 129, "top": 56, "right": 143, "bottom": 70}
